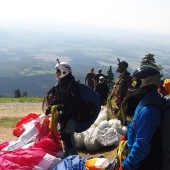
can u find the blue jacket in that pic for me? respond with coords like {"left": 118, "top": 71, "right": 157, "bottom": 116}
{"left": 122, "top": 89, "right": 162, "bottom": 170}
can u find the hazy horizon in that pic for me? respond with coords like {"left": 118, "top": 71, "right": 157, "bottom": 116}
{"left": 1, "top": 0, "right": 170, "bottom": 96}
{"left": 1, "top": 0, "right": 170, "bottom": 36}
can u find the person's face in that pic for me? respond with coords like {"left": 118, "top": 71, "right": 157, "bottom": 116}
{"left": 56, "top": 69, "right": 61, "bottom": 79}
{"left": 117, "top": 65, "right": 125, "bottom": 73}
{"left": 90, "top": 68, "right": 94, "bottom": 73}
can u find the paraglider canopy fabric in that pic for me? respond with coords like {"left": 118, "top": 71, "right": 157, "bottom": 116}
{"left": 163, "top": 79, "right": 170, "bottom": 94}
{"left": 75, "top": 84, "right": 101, "bottom": 133}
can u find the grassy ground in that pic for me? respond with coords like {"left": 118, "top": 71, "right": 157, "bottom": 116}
{"left": 0, "top": 117, "right": 21, "bottom": 128}
{"left": 0, "top": 96, "right": 43, "bottom": 103}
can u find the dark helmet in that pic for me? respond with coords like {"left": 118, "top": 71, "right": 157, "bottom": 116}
{"left": 117, "top": 61, "right": 128, "bottom": 73}
{"left": 118, "top": 61, "right": 128, "bottom": 68}
{"left": 127, "top": 65, "right": 161, "bottom": 96}
{"left": 98, "top": 68, "right": 102, "bottom": 73}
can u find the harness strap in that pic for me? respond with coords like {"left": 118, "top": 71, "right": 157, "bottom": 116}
{"left": 117, "top": 140, "right": 128, "bottom": 166}
{"left": 49, "top": 105, "right": 59, "bottom": 137}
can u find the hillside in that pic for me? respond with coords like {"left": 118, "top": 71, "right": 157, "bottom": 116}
{"left": 1, "top": 27, "right": 170, "bottom": 96}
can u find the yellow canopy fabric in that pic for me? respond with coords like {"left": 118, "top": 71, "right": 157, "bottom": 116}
{"left": 163, "top": 79, "right": 170, "bottom": 94}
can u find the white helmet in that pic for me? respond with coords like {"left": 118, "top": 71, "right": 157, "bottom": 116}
{"left": 99, "top": 76, "right": 105, "bottom": 83}
{"left": 55, "top": 61, "right": 72, "bottom": 79}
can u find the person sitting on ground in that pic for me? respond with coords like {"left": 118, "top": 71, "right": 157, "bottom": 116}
{"left": 108, "top": 60, "right": 130, "bottom": 114}
{"left": 93, "top": 68, "right": 106, "bottom": 86}
{"left": 45, "top": 60, "right": 81, "bottom": 158}
{"left": 85, "top": 68, "right": 95, "bottom": 89}
{"left": 116, "top": 65, "right": 162, "bottom": 170}
{"left": 95, "top": 76, "right": 109, "bottom": 106}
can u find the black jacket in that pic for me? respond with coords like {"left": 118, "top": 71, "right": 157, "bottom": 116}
{"left": 51, "top": 73, "right": 81, "bottom": 121}
{"left": 95, "top": 82, "right": 109, "bottom": 100}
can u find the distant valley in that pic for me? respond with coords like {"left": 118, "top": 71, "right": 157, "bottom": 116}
{"left": 0, "top": 26, "right": 170, "bottom": 96}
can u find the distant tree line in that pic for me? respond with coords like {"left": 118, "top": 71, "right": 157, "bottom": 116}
{"left": 14, "top": 89, "right": 28, "bottom": 98}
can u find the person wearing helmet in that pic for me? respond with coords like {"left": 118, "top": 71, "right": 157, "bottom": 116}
{"left": 118, "top": 65, "right": 162, "bottom": 170}
{"left": 95, "top": 76, "right": 109, "bottom": 106}
{"left": 108, "top": 60, "right": 130, "bottom": 114}
{"left": 45, "top": 60, "right": 81, "bottom": 158}
{"left": 85, "top": 68, "right": 95, "bottom": 89}
{"left": 93, "top": 68, "right": 106, "bottom": 86}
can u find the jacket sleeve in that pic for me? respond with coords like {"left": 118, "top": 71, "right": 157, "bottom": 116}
{"left": 50, "top": 85, "right": 59, "bottom": 106}
{"left": 122, "top": 106, "right": 161, "bottom": 170}
{"left": 67, "top": 81, "right": 81, "bottom": 118}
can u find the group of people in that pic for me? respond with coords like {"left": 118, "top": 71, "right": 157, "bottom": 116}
{"left": 85, "top": 67, "right": 109, "bottom": 105}
{"left": 44, "top": 58, "right": 170, "bottom": 170}
{"left": 84, "top": 60, "right": 131, "bottom": 112}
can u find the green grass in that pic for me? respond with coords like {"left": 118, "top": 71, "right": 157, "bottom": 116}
{"left": 0, "top": 97, "right": 43, "bottom": 103}
{"left": 0, "top": 117, "right": 21, "bottom": 128}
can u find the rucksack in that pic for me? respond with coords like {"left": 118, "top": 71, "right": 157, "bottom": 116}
{"left": 75, "top": 83, "right": 101, "bottom": 132}
{"left": 160, "top": 95, "right": 170, "bottom": 170}
{"left": 139, "top": 95, "right": 170, "bottom": 170}
{"left": 44, "top": 82, "right": 101, "bottom": 133}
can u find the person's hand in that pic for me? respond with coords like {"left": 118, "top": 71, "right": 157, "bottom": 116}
{"left": 120, "top": 136, "right": 126, "bottom": 142}
{"left": 57, "top": 105, "right": 68, "bottom": 124}
{"left": 56, "top": 104, "right": 65, "bottom": 112}
{"left": 108, "top": 96, "right": 112, "bottom": 102}
{"left": 45, "top": 106, "right": 51, "bottom": 115}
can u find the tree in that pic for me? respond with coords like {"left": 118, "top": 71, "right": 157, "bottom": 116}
{"left": 140, "top": 53, "right": 163, "bottom": 73}
{"left": 22, "top": 91, "right": 28, "bottom": 97}
{"left": 14, "top": 89, "right": 21, "bottom": 98}
{"left": 106, "top": 66, "right": 114, "bottom": 90}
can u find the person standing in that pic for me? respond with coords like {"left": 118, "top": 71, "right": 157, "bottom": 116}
{"left": 45, "top": 60, "right": 81, "bottom": 158}
{"left": 93, "top": 68, "right": 106, "bottom": 86}
{"left": 95, "top": 76, "right": 109, "bottom": 106}
{"left": 108, "top": 60, "right": 130, "bottom": 114}
{"left": 85, "top": 68, "right": 95, "bottom": 89}
{"left": 117, "top": 65, "right": 162, "bottom": 170}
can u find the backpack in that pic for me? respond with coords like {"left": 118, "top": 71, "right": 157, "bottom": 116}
{"left": 75, "top": 83, "right": 101, "bottom": 133}
{"left": 139, "top": 95, "right": 170, "bottom": 170}
{"left": 160, "top": 95, "right": 170, "bottom": 170}
{"left": 44, "top": 82, "right": 101, "bottom": 133}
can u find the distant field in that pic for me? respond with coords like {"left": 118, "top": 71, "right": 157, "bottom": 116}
{"left": 0, "top": 97, "right": 43, "bottom": 103}
{"left": 1, "top": 27, "right": 170, "bottom": 97}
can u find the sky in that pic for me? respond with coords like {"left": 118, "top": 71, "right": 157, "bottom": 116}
{"left": 0, "top": 0, "right": 170, "bottom": 35}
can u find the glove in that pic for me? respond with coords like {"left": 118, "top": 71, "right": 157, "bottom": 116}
{"left": 120, "top": 136, "right": 126, "bottom": 142}
{"left": 45, "top": 106, "right": 51, "bottom": 115}
{"left": 108, "top": 96, "right": 113, "bottom": 103}
{"left": 56, "top": 104, "right": 65, "bottom": 112}
{"left": 108, "top": 96, "right": 112, "bottom": 101}
{"left": 57, "top": 105, "right": 69, "bottom": 124}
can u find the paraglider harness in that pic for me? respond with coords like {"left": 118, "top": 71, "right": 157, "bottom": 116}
{"left": 112, "top": 94, "right": 170, "bottom": 169}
